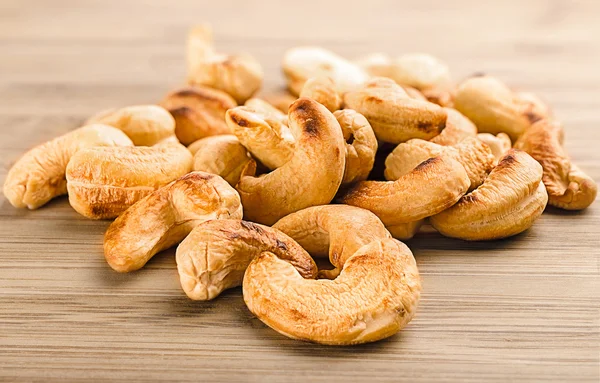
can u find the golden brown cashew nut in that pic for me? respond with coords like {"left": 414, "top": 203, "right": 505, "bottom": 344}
{"left": 187, "top": 25, "right": 263, "bottom": 103}
{"left": 300, "top": 76, "right": 342, "bottom": 112}
{"left": 244, "top": 98, "right": 288, "bottom": 123}
{"left": 343, "top": 77, "right": 447, "bottom": 144}
{"left": 514, "top": 120, "right": 597, "bottom": 210}
{"left": 3, "top": 124, "right": 133, "bottom": 210}
{"left": 176, "top": 219, "right": 318, "bottom": 301}
{"left": 159, "top": 86, "right": 237, "bottom": 145}
{"left": 430, "top": 108, "right": 477, "bottom": 146}
{"left": 454, "top": 76, "right": 547, "bottom": 141}
{"left": 85, "top": 105, "right": 175, "bottom": 146}
{"left": 333, "top": 109, "right": 378, "bottom": 185}
{"left": 104, "top": 172, "right": 243, "bottom": 272}
{"left": 282, "top": 46, "right": 369, "bottom": 96}
{"left": 232, "top": 98, "right": 346, "bottom": 225}
{"left": 342, "top": 155, "right": 470, "bottom": 230}
{"left": 243, "top": 238, "right": 421, "bottom": 345}
{"left": 191, "top": 135, "right": 256, "bottom": 186}
{"left": 66, "top": 144, "right": 193, "bottom": 219}
{"left": 430, "top": 149, "right": 548, "bottom": 240}
{"left": 477, "top": 133, "right": 512, "bottom": 164}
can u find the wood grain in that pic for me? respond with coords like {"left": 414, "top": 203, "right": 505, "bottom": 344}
{"left": 0, "top": 0, "right": 599, "bottom": 381}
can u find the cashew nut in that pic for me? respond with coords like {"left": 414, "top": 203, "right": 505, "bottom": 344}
{"left": 259, "top": 89, "right": 297, "bottom": 114}
{"left": 389, "top": 53, "right": 451, "bottom": 90}
{"left": 514, "top": 120, "right": 597, "bottom": 210}
{"left": 159, "top": 86, "right": 237, "bottom": 145}
{"left": 299, "top": 76, "right": 342, "bottom": 113}
{"left": 85, "top": 105, "right": 175, "bottom": 146}
{"left": 104, "top": 172, "right": 243, "bottom": 272}
{"left": 430, "top": 149, "right": 548, "bottom": 240}
{"left": 354, "top": 53, "right": 394, "bottom": 78}
{"left": 191, "top": 135, "right": 256, "bottom": 187}
{"left": 187, "top": 25, "right": 263, "bottom": 103}
{"left": 343, "top": 77, "right": 447, "bottom": 144}
{"left": 3, "top": 124, "right": 133, "bottom": 210}
{"left": 421, "top": 87, "right": 455, "bottom": 108}
{"left": 66, "top": 144, "right": 193, "bottom": 219}
{"left": 429, "top": 108, "right": 477, "bottom": 146}
{"left": 232, "top": 98, "right": 346, "bottom": 225}
{"left": 477, "top": 133, "right": 512, "bottom": 164}
{"left": 176, "top": 219, "right": 318, "bottom": 301}
{"left": 243, "top": 238, "right": 421, "bottom": 345}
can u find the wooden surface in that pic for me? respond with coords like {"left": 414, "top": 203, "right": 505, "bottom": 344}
{"left": 1, "top": 0, "right": 599, "bottom": 381}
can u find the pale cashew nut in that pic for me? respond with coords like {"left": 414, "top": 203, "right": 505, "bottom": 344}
{"left": 243, "top": 238, "right": 421, "bottom": 345}
{"left": 429, "top": 108, "right": 477, "bottom": 146}
{"left": 85, "top": 105, "right": 175, "bottom": 146}
{"left": 333, "top": 109, "right": 378, "bottom": 185}
{"left": 299, "top": 76, "right": 342, "bottom": 112}
{"left": 354, "top": 53, "right": 394, "bottom": 78}
{"left": 3, "top": 124, "right": 133, "bottom": 210}
{"left": 514, "top": 120, "right": 597, "bottom": 210}
{"left": 343, "top": 77, "right": 447, "bottom": 144}
{"left": 232, "top": 98, "right": 346, "bottom": 225}
{"left": 282, "top": 46, "right": 369, "bottom": 96}
{"left": 191, "top": 135, "right": 256, "bottom": 187}
{"left": 477, "top": 133, "right": 512, "bottom": 164}
{"left": 104, "top": 172, "right": 243, "bottom": 272}
{"left": 66, "top": 144, "right": 193, "bottom": 219}
{"left": 159, "top": 86, "right": 237, "bottom": 145}
{"left": 430, "top": 149, "right": 548, "bottom": 240}
{"left": 187, "top": 25, "right": 263, "bottom": 103}
{"left": 516, "top": 91, "right": 552, "bottom": 118}
{"left": 176, "top": 219, "right": 318, "bottom": 301}
{"left": 389, "top": 53, "right": 451, "bottom": 90}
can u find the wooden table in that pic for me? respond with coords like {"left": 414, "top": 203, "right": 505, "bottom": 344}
{"left": 1, "top": 1, "right": 598, "bottom": 381}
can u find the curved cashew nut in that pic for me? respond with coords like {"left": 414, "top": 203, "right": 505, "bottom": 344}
{"left": 477, "top": 133, "right": 512, "bottom": 164}
{"left": 104, "top": 172, "right": 243, "bottom": 272}
{"left": 430, "top": 108, "right": 477, "bottom": 146}
{"left": 66, "top": 144, "right": 193, "bottom": 219}
{"left": 343, "top": 77, "right": 447, "bottom": 144}
{"left": 85, "top": 105, "right": 175, "bottom": 146}
{"left": 176, "top": 219, "right": 318, "bottom": 300}
{"left": 191, "top": 135, "right": 256, "bottom": 186}
{"left": 243, "top": 238, "right": 421, "bottom": 345}
{"left": 514, "top": 120, "right": 597, "bottom": 210}
{"left": 430, "top": 149, "right": 548, "bottom": 240}
{"left": 159, "top": 86, "right": 236, "bottom": 145}
{"left": 299, "top": 76, "right": 342, "bottom": 113}
{"left": 187, "top": 25, "right": 263, "bottom": 103}
{"left": 3, "top": 124, "right": 133, "bottom": 210}
{"left": 230, "top": 98, "right": 346, "bottom": 225}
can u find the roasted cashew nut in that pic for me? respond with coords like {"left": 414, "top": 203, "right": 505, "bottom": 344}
{"left": 514, "top": 120, "right": 597, "bottom": 210}
{"left": 299, "top": 76, "right": 342, "bottom": 113}
{"left": 243, "top": 238, "right": 421, "bottom": 345}
{"left": 429, "top": 108, "right": 477, "bottom": 146}
{"left": 477, "top": 133, "right": 512, "bottom": 164}
{"left": 159, "top": 86, "right": 236, "bottom": 145}
{"left": 343, "top": 77, "right": 447, "bottom": 144}
{"left": 430, "top": 149, "right": 548, "bottom": 240}
{"left": 229, "top": 98, "right": 346, "bottom": 225}
{"left": 104, "top": 172, "right": 243, "bottom": 272}
{"left": 85, "top": 105, "right": 175, "bottom": 146}
{"left": 3, "top": 124, "right": 133, "bottom": 210}
{"left": 191, "top": 135, "right": 256, "bottom": 187}
{"left": 66, "top": 144, "right": 193, "bottom": 219}
{"left": 176, "top": 219, "right": 317, "bottom": 300}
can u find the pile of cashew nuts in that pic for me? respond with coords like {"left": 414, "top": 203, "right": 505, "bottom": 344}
{"left": 3, "top": 25, "right": 597, "bottom": 346}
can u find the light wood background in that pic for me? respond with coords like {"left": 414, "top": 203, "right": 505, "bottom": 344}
{"left": 1, "top": 0, "right": 599, "bottom": 382}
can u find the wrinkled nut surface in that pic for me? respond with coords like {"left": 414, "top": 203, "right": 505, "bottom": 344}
{"left": 66, "top": 144, "right": 193, "bottom": 219}
{"left": 343, "top": 77, "right": 447, "bottom": 144}
{"left": 104, "top": 172, "right": 243, "bottom": 272}
{"left": 86, "top": 105, "right": 175, "bottom": 146}
{"left": 342, "top": 156, "right": 470, "bottom": 229}
{"left": 3, "top": 124, "right": 133, "bottom": 210}
{"left": 454, "top": 76, "right": 546, "bottom": 141}
{"left": 430, "top": 149, "right": 548, "bottom": 240}
{"left": 390, "top": 53, "right": 451, "bottom": 90}
{"left": 159, "top": 86, "right": 236, "bottom": 145}
{"left": 299, "top": 76, "right": 342, "bottom": 112}
{"left": 234, "top": 98, "right": 346, "bottom": 225}
{"left": 514, "top": 120, "right": 597, "bottom": 210}
{"left": 187, "top": 25, "right": 263, "bottom": 103}
{"left": 282, "top": 46, "right": 369, "bottom": 96}
{"left": 477, "top": 133, "right": 512, "bottom": 164}
{"left": 243, "top": 238, "right": 421, "bottom": 345}
{"left": 191, "top": 135, "right": 256, "bottom": 186}
{"left": 176, "top": 219, "right": 317, "bottom": 301}
{"left": 430, "top": 108, "right": 477, "bottom": 146}
{"left": 385, "top": 137, "right": 495, "bottom": 191}
{"left": 333, "top": 109, "right": 378, "bottom": 185}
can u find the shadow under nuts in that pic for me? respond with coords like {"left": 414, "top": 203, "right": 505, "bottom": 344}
{"left": 104, "top": 171, "right": 243, "bottom": 272}
{"left": 191, "top": 135, "right": 256, "bottom": 186}
{"left": 3, "top": 124, "right": 133, "bottom": 210}
{"left": 66, "top": 144, "right": 193, "bottom": 219}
